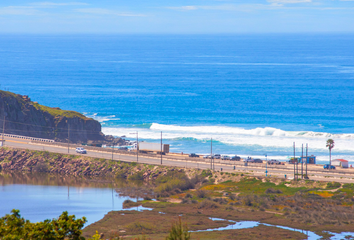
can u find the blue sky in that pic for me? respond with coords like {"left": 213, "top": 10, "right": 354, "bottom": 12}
{"left": 0, "top": 0, "right": 353, "bottom": 33}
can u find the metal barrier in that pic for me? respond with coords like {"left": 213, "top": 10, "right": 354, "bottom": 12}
{"left": 1, "top": 133, "right": 54, "bottom": 143}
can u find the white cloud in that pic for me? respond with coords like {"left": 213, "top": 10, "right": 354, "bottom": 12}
{"left": 166, "top": 6, "right": 198, "bottom": 11}
{"left": 30, "top": 2, "right": 89, "bottom": 7}
{"left": 267, "top": 0, "right": 312, "bottom": 6}
{"left": 0, "top": 6, "right": 40, "bottom": 15}
{"left": 76, "top": 8, "right": 147, "bottom": 17}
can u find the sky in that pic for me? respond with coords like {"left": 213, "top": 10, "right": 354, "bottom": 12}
{"left": 0, "top": 0, "right": 353, "bottom": 34}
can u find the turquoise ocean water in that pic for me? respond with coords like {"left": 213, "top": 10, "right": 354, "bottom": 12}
{"left": 1, "top": 34, "right": 354, "bottom": 163}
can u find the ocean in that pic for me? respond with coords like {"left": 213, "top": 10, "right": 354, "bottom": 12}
{"left": 1, "top": 34, "right": 354, "bottom": 164}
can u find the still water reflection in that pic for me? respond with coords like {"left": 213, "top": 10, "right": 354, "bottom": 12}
{"left": 0, "top": 172, "right": 147, "bottom": 225}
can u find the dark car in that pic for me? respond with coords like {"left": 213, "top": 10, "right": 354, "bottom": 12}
{"left": 231, "top": 155, "right": 241, "bottom": 161}
{"left": 253, "top": 159, "right": 263, "bottom": 163}
{"left": 189, "top": 153, "right": 199, "bottom": 158}
{"left": 323, "top": 164, "right": 336, "bottom": 170}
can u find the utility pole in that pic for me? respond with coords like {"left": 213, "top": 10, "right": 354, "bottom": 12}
{"left": 112, "top": 143, "right": 114, "bottom": 161}
{"left": 160, "top": 131, "right": 163, "bottom": 165}
{"left": 301, "top": 144, "right": 304, "bottom": 179}
{"left": 293, "top": 142, "right": 296, "bottom": 180}
{"left": 67, "top": 123, "right": 70, "bottom": 153}
{"left": 129, "top": 132, "right": 139, "bottom": 162}
{"left": 136, "top": 131, "right": 139, "bottom": 162}
{"left": 1, "top": 116, "right": 5, "bottom": 147}
{"left": 210, "top": 138, "right": 213, "bottom": 170}
{"left": 265, "top": 154, "right": 268, "bottom": 177}
{"left": 306, "top": 143, "right": 309, "bottom": 179}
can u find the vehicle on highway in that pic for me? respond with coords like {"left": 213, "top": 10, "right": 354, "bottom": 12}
{"left": 222, "top": 155, "right": 231, "bottom": 160}
{"left": 75, "top": 147, "right": 87, "bottom": 154}
{"left": 189, "top": 153, "right": 199, "bottom": 158}
{"left": 268, "top": 159, "right": 281, "bottom": 165}
{"left": 213, "top": 154, "right": 221, "bottom": 159}
{"left": 323, "top": 164, "right": 336, "bottom": 170}
{"left": 203, "top": 155, "right": 211, "bottom": 159}
{"left": 244, "top": 157, "right": 254, "bottom": 163}
{"left": 253, "top": 159, "right": 263, "bottom": 163}
{"left": 231, "top": 155, "right": 241, "bottom": 161}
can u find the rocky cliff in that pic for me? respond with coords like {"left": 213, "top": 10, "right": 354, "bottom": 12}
{"left": 0, "top": 90, "right": 118, "bottom": 144}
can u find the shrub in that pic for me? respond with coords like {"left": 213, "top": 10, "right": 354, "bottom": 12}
{"left": 196, "top": 190, "right": 208, "bottom": 199}
{"left": 198, "top": 200, "right": 219, "bottom": 209}
{"left": 326, "top": 182, "right": 341, "bottom": 189}
{"left": 165, "top": 217, "right": 190, "bottom": 240}
{"left": 126, "top": 221, "right": 155, "bottom": 234}
{"left": 128, "top": 171, "right": 144, "bottom": 181}
{"left": 265, "top": 188, "right": 283, "bottom": 194}
{"left": 185, "top": 193, "right": 192, "bottom": 198}
{"left": 213, "top": 198, "right": 228, "bottom": 205}
{"left": 201, "top": 170, "right": 212, "bottom": 178}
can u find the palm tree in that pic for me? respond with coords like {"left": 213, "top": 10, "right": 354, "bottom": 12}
{"left": 326, "top": 139, "right": 335, "bottom": 166}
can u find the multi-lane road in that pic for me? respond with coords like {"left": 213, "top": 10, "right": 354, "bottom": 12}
{"left": 2, "top": 136, "right": 354, "bottom": 183}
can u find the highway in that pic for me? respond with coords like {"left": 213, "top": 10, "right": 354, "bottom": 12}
{"left": 2, "top": 136, "right": 354, "bottom": 183}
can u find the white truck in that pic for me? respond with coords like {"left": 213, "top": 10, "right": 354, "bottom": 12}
{"left": 138, "top": 142, "right": 170, "bottom": 153}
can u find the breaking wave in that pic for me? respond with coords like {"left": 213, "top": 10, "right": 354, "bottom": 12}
{"left": 102, "top": 123, "right": 354, "bottom": 154}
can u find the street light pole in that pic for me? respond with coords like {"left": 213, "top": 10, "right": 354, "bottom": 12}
{"left": 136, "top": 131, "right": 138, "bottom": 162}
{"left": 2, "top": 116, "right": 5, "bottom": 147}
{"left": 293, "top": 142, "right": 296, "bottom": 180}
{"left": 112, "top": 143, "right": 114, "bottom": 161}
{"left": 67, "top": 123, "right": 70, "bottom": 154}
{"left": 210, "top": 138, "right": 213, "bottom": 170}
{"left": 160, "top": 131, "right": 162, "bottom": 165}
{"left": 306, "top": 143, "right": 309, "bottom": 179}
{"left": 129, "top": 131, "right": 139, "bottom": 162}
{"left": 301, "top": 144, "right": 304, "bottom": 179}
{"left": 265, "top": 154, "right": 268, "bottom": 177}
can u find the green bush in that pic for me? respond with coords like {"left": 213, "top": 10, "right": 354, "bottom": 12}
{"left": 326, "top": 182, "right": 341, "bottom": 189}
{"left": 126, "top": 221, "right": 155, "bottom": 234}
{"left": 128, "top": 171, "right": 144, "bottom": 181}
{"left": 165, "top": 217, "right": 190, "bottom": 240}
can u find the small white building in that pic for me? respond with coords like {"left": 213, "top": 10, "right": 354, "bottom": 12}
{"left": 332, "top": 159, "right": 349, "bottom": 168}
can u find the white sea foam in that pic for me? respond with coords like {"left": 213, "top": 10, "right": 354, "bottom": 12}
{"left": 86, "top": 113, "right": 120, "bottom": 123}
{"left": 102, "top": 123, "right": 354, "bottom": 154}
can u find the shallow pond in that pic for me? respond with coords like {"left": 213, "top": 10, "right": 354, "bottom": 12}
{"left": 198, "top": 217, "right": 354, "bottom": 240}
{"left": 0, "top": 172, "right": 149, "bottom": 225}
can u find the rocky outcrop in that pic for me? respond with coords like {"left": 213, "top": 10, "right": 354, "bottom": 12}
{"left": 0, "top": 90, "right": 120, "bottom": 144}
{"left": 0, "top": 148, "right": 175, "bottom": 180}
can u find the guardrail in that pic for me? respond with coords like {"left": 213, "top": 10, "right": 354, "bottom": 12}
{"left": 1, "top": 133, "right": 54, "bottom": 143}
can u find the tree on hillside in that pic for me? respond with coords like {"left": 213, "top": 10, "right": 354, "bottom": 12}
{"left": 326, "top": 139, "right": 335, "bottom": 166}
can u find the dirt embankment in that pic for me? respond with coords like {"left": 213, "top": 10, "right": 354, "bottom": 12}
{"left": 0, "top": 148, "right": 185, "bottom": 180}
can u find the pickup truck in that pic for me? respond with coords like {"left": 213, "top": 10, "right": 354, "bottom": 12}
{"left": 323, "top": 164, "right": 336, "bottom": 170}
{"left": 189, "top": 153, "right": 199, "bottom": 158}
{"left": 268, "top": 160, "right": 281, "bottom": 165}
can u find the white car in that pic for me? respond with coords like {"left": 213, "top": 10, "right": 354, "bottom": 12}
{"left": 203, "top": 155, "right": 211, "bottom": 159}
{"left": 75, "top": 147, "right": 87, "bottom": 154}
